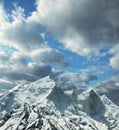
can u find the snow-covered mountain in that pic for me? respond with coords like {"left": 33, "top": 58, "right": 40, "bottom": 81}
{"left": 0, "top": 76, "right": 119, "bottom": 130}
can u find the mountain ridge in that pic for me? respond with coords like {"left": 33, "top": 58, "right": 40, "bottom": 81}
{"left": 0, "top": 76, "right": 119, "bottom": 130}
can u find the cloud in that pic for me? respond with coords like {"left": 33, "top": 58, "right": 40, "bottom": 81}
{"left": 27, "top": 62, "right": 52, "bottom": 78}
{"left": 95, "top": 76, "right": 119, "bottom": 105}
{"left": 0, "top": 48, "right": 67, "bottom": 90}
{"left": 0, "top": 50, "right": 52, "bottom": 83}
{"left": 57, "top": 72, "right": 80, "bottom": 83}
{"left": 109, "top": 45, "right": 119, "bottom": 69}
{"left": 0, "top": 49, "right": 9, "bottom": 63}
{"left": 0, "top": 3, "right": 46, "bottom": 54}
{"left": 37, "top": 0, "right": 119, "bottom": 55}
{"left": 51, "top": 72, "right": 80, "bottom": 90}
{"left": 79, "top": 66, "right": 105, "bottom": 75}
{"left": 80, "top": 74, "right": 97, "bottom": 84}
{"left": 0, "top": 20, "right": 45, "bottom": 53}
{"left": 50, "top": 71, "right": 98, "bottom": 90}
{"left": 96, "top": 76, "right": 119, "bottom": 90}
{"left": 0, "top": 0, "right": 6, "bottom": 22}
{"left": 31, "top": 47, "right": 69, "bottom": 67}
{"left": 0, "top": 2, "right": 69, "bottom": 67}
{"left": 1, "top": 0, "right": 119, "bottom": 64}
{"left": 110, "top": 55, "right": 119, "bottom": 69}
{"left": 0, "top": 2, "right": 69, "bottom": 87}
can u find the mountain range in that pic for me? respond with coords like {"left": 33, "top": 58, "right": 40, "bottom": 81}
{"left": 0, "top": 76, "right": 119, "bottom": 130}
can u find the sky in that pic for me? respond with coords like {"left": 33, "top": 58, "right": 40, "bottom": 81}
{"left": 0, "top": 0, "right": 119, "bottom": 92}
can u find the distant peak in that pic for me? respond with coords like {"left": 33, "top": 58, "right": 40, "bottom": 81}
{"left": 87, "top": 87, "right": 95, "bottom": 92}
{"left": 85, "top": 87, "right": 99, "bottom": 96}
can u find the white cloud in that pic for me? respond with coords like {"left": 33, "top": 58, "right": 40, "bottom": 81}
{"left": 0, "top": 3, "right": 46, "bottom": 54}
{"left": 110, "top": 55, "right": 119, "bottom": 69}
{"left": 51, "top": 72, "right": 80, "bottom": 90}
{"left": 109, "top": 45, "right": 119, "bottom": 69}
{"left": 58, "top": 72, "right": 80, "bottom": 83}
{"left": 50, "top": 71, "right": 98, "bottom": 89}
{"left": 80, "top": 74, "right": 97, "bottom": 84}
{"left": 0, "top": 2, "right": 69, "bottom": 70}
{"left": 96, "top": 76, "right": 119, "bottom": 90}
{"left": 0, "top": 20, "right": 45, "bottom": 53}
{"left": 61, "top": 30, "right": 100, "bottom": 56}
{"left": 0, "top": 0, "right": 8, "bottom": 30}
{"left": 0, "top": 49, "right": 9, "bottom": 63}
{"left": 11, "top": 3, "right": 25, "bottom": 22}
{"left": 1, "top": 0, "right": 119, "bottom": 57}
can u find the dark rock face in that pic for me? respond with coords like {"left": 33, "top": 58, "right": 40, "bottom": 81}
{"left": 89, "top": 90, "right": 105, "bottom": 116}
{"left": 47, "top": 86, "right": 72, "bottom": 112}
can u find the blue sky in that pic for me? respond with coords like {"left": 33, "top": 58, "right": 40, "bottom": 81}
{"left": 0, "top": 0, "right": 119, "bottom": 92}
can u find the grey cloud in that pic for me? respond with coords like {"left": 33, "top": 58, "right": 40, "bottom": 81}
{"left": 0, "top": 63, "right": 52, "bottom": 82}
{"left": 95, "top": 76, "right": 119, "bottom": 105}
{"left": 80, "top": 74, "right": 98, "bottom": 84}
{"left": 0, "top": 3, "right": 69, "bottom": 67}
{"left": 96, "top": 76, "right": 119, "bottom": 90}
{"left": 1, "top": 71, "right": 36, "bottom": 82}
{"left": 2, "top": 21, "right": 45, "bottom": 53}
{"left": 31, "top": 48, "right": 69, "bottom": 67}
{"left": 28, "top": 62, "right": 52, "bottom": 78}
{"left": 49, "top": 71, "right": 80, "bottom": 90}
{"left": 38, "top": 0, "right": 119, "bottom": 55}
{"left": 0, "top": 50, "right": 52, "bottom": 83}
{"left": 0, "top": 50, "right": 9, "bottom": 63}
{"left": 50, "top": 71, "right": 97, "bottom": 89}
{"left": 69, "top": 0, "right": 119, "bottom": 44}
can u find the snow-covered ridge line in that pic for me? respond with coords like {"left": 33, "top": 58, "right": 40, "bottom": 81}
{"left": 0, "top": 76, "right": 119, "bottom": 130}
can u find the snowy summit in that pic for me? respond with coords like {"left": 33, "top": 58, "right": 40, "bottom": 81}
{"left": 0, "top": 76, "right": 119, "bottom": 130}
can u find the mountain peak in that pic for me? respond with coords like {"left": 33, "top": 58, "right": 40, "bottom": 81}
{"left": 47, "top": 86, "right": 72, "bottom": 113}
{"left": 0, "top": 77, "right": 119, "bottom": 130}
{"left": 77, "top": 87, "right": 105, "bottom": 117}
{"left": 89, "top": 89, "right": 105, "bottom": 117}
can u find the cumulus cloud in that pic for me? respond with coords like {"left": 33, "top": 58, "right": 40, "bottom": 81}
{"left": 50, "top": 71, "right": 98, "bottom": 90}
{"left": 0, "top": 50, "right": 52, "bottom": 84}
{"left": 27, "top": 62, "right": 51, "bottom": 78}
{"left": 1, "top": 0, "right": 119, "bottom": 93}
{"left": 109, "top": 44, "right": 119, "bottom": 69}
{"left": 80, "top": 74, "right": 97, "bottom": 84}
{"left": 96, "top": 76, "right": 119, "bottom": 89}
{"left": 57, "top": 72, "right": 80, "bottom": 83}
{"left": 110, "top": 55, "right": 119, "bottom": 69}
{"left": 31, "top": 47, "right": 69, "bottom": 67}
{"left": 0, "top": 3, "right": 46, "bottom": 54}
{"left": 0, "top": 1, "right": 68, "bottom": 65}
{"left": 51, "top": 72, "right": 80, "bottom": 90}
{"left": 0, "top": 19, "right": 45, "bottom": 53}
{"left": 36, "top": 0, "right": 119, "bottom": 55}
{"left": 95, "top": 76, "right": 119, "bottom": 105}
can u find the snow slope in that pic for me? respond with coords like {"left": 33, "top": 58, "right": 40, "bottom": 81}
{"left": 0, "top": 76, "right": 119, "bottom": 130}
